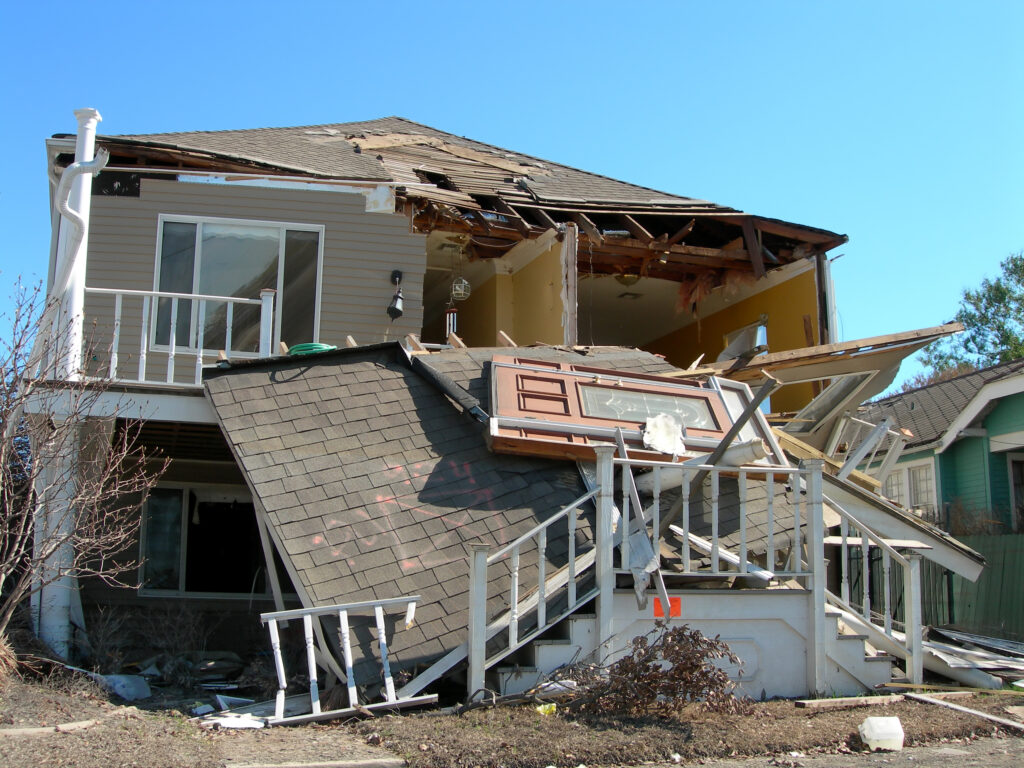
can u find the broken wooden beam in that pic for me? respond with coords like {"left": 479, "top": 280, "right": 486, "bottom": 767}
{"left": 618, "top": 214, "right": 653, "bottom": 243}
{"left": 742, "top": 218, "right": 766, "bottom": 279}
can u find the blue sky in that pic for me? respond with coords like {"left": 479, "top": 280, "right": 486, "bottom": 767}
{"left": 1, "top": 1, "right": 1021, "bottom": 389}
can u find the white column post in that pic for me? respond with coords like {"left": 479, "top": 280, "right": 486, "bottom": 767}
{"left": 58, "top": 108, "right": 102, "bottom": 380}
{"left": 594, "top": 445, "right": 616, "bottom": 658}
{"left": 259, "top": 289, "right": 276, "bottom": 358}
{"left": 803, "top": 459, "right": 827, "bottom": 697}
{"left": 466, "top": 543, "right": 490, "bottom": 701}
{"left": 33, "top": 419, "right": 80, "bottom": 659}
{"left": 905, "top": 552, "right": 924, "bottom": 684}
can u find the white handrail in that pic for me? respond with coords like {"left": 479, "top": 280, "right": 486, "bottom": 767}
{"left": 86, "top": 286, "right": 263, "bottom": 304}
{"left": 487, "top": 489, "right": 598, "bottom": 562}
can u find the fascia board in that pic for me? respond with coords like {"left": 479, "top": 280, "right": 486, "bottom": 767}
{"left": 937, "top": 374, "right": 1024, "bottom": 454}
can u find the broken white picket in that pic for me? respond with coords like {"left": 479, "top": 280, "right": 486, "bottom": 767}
{"left": 260, "top": 596, "right": 436, "bottom": 725}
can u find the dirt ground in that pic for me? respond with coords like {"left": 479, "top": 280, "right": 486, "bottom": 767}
{"left": 2, "top": 672, "right": 1024, "bottom": 768}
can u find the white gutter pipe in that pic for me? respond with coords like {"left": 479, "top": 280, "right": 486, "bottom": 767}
{"left": 51, "top": 108, "right": 107, "bottom": 380}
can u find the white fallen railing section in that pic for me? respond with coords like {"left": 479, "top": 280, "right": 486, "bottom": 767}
{"left": 83, "top": 287, "right": 276, "bottom": 386}
{"left": 824, "top": 498, "right": 924, "bottom": 684}
{"left": 826, "top": 414, "right": 907, "bottom": 482}
{"left": 467, "top": 487, "right": 601, "bottom": 699}
{"left": 261, "top": 596, "right": 437, "bottom": 725}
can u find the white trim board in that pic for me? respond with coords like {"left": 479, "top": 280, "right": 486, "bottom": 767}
{"left": 938, "top": 373, "right": 1024, "bottom": 453}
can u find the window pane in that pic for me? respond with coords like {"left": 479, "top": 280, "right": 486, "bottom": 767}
{"left": 883, "top": 471, "right": 905, "bottom": 506}
{"left": 143, "top": 488, "right": 183, "bottom": 590}
{"left": 156, "top": 222, "right": 196, "bottom": 346}
{"left": 281, "top": 230, "right": 319, "bottom": 346}
{"left": 198, "top": 224, "right": 279, "bottom": 353}
{"left": 784, "top": 373, "right": 873, "bottom": 434}
{"left": 579, "top": 385, "right": 717, "bottom": 429}
{"left": 909, "top": 465, "right": 935, "bottom": 514}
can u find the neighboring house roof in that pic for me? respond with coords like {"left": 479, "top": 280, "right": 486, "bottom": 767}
{"left": 863, "top": 358, "right": 1024, "bottom": 452}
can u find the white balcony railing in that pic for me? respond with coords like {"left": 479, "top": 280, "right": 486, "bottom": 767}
{"left": 83, "top": 287, "right": 276, "bottom": 387}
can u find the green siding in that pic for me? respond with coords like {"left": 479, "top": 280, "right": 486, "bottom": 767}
{"left": 944, "top": 437, "right": 990, "bottom": 511}
{"left": 942, "top": 534, "right": 1024, "bottom": 641}
{"left": 989, "top": 450, "right": 1012, "bottom": 522}
{"left": 985, "top": 391, "right": 1024, "bottom": 437}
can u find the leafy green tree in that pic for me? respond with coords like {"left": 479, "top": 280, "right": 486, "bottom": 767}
{"left": 922, "top": 251, "right": 1024, "bottom": 372}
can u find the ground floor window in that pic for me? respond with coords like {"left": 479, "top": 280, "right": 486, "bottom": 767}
{"left": 141, "top": 485, "right": 270, "bottom": 596}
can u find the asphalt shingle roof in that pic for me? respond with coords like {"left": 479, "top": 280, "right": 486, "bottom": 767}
{"left": 862, "top": 359, "right": 1024, "bottom": 450}
{"left": 108, "top": 116, "right": 729, "bottom": 210}
{"left": 203, "top": 343, "right": 690, "bottom": 674}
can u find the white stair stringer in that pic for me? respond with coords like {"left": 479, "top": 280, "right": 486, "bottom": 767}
{"left": 826, "top": 601, "right": 1003, "bottom": 690}
{"left": 821, "top": 608, "right": 893, "bottom": 696}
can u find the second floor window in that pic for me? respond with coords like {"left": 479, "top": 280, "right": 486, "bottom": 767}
{"left": 155, "top": 216, "right": 322, "bottom": 353}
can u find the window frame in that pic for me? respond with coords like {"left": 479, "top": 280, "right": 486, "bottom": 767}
{"left": 882, "top": 457, "right": 937, "bottom": 518}
{"left": 152, "top": 214, "right": 325, "bottom": 356}
{"left": 1005, "top": 452, "right": 1024, "bottom": 532}
{"left": 138, "top": 481, "right": 275, "bottom": 599}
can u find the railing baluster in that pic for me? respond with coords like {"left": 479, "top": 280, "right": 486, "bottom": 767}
{"left": 766, "top": 472, "right": 775, "bottom": 574}
{"left": 568, "top": 505, "right": 577, "bottom": 606}
{"left": 268, "top": 619, "right": 287, "bottom": 721}
{"left": 337, "top": 609, "right": 358, "bottom": 708}
{"left": 882, "top": 549, "right": 892, "bottom": 634}
{"left": 710, "top": 471, "right": 720, "bottom": 574}
{"left": 681, "top": 468, "right": 691, "bottom": 572}
{"left": 738, "top": 470, "right": 747, "bottom": 574}
{"left": 790, "top": 479, "right": 798, "bottom": 573}
{"left": 375, "top": 604, "right": 396, "bottom": 703}
{"left": 303, "top": 614, "right": 321, "bottom": 715}
{"left": 194, "top": 299, "right": 206, "bottom": 386}
{"left": 840, "top": 516, "right": 850, "bottom": 604}
{"left": 652, "top": 467, "right": 661, "bottom": 551}
{"left": 620, "top": 462, "right": 631, "bottom": 569}
{"left": 509, "top": 546, "right": 520, "bottom": 647}
{"left": 861, "top": 536, "right": 872, "bottom": 622}
{"left": 109, "top": 293, "right": 122, "bottom": 379}
{"left": 138, "top": 294, "right": 150, "bottom": 382}
{"left": 166, "top": 297, "right": 178, "bottom": 384}
{"left": 225, "top": 301, "right": 234, "bottom": 355}
{"left": 537, "top": 529, "right": 547, "bottom": 629}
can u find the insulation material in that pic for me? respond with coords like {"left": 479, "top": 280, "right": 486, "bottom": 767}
{"left": 642, "top": 413, "right": 686, "bottom": 456}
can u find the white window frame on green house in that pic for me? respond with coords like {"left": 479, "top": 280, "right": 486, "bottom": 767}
{"left": 152, "top": 214, "right": 325, "bottom": 357}
{"left": 139, "top": 482, "right": 275, "bottom": 599}
{"left": 882, "top": 457, "right": 938, "bottom": 520}
{"left": 1005, "top": 451, "right": 1024, "bottom": 532}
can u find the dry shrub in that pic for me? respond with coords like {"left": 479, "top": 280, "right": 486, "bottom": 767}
{"left": 565, "top": 622, "right": 746, "bottom": 718}
{"left": 0, "top": 633, "right": 16, "bottom": 681}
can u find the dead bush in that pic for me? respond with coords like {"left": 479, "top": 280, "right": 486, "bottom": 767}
{"left": 563, "top": 622, "right": 747, "bottom": 718}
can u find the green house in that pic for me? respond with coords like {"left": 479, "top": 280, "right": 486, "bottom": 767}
{"left": 863, "top": 359, "right": 1024, "bottom": 534}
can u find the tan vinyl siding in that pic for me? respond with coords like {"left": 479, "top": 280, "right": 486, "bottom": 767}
{"left": 84, "top": 179, "right": 425, "bottom": 382}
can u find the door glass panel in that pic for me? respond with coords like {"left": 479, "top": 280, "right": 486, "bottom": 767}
{"left": 199, "top": 224, "right": 279, "bottom": 353}
{"left": 580, "top": 385, "right": 716, "bottom": 429}
{"left": 280, "top": 230, "right": 318, "bottom": 346}
{"left": 156, "top": 222, "right": 196, "bottom": 346}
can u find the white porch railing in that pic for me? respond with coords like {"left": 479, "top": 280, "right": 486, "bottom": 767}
{"left": 83, "top": 286, "right": 276, "bottom": 386}
{"left": 824, "top": 498, "right": 924, "bottom": 684}
{"left": 467, "top": 487, "right": 602, "bottom": 699}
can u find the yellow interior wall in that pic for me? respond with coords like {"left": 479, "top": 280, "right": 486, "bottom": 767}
{"left": 454, "top": 272, "right": 512, "bottom": 347}
{"left": 645, "top": 268, "right": 820, "bottom": 413}
{"left": 511, "top": 243, "right": 564, "bottom": 346}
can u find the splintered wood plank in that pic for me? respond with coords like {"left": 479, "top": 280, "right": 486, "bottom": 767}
{"left": 795, "top": 694, "right": 904, "bottom": 709}
{"left": 619, "top": 214, "right": 653, "bottom": 243}
{"left": 743, "top": 218, "right": 766, "bottom": 279}
{"left": 572, "top": 213, "right": 604, "bottom": 245}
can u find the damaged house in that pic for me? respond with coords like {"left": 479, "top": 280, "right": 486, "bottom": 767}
{"left": 27, "top": 109, "right": 987, "bottom": 720}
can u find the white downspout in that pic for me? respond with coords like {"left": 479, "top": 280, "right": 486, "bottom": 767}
{"left": 52, "top": 108, "right": 108, "bottom": 380}
{"left": 32, "top": 108, "right": 107, "bottom": 659}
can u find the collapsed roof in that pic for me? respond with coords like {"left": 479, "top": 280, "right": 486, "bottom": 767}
{"left": 59, "top": 116, "right": 847, "bottom": 285}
